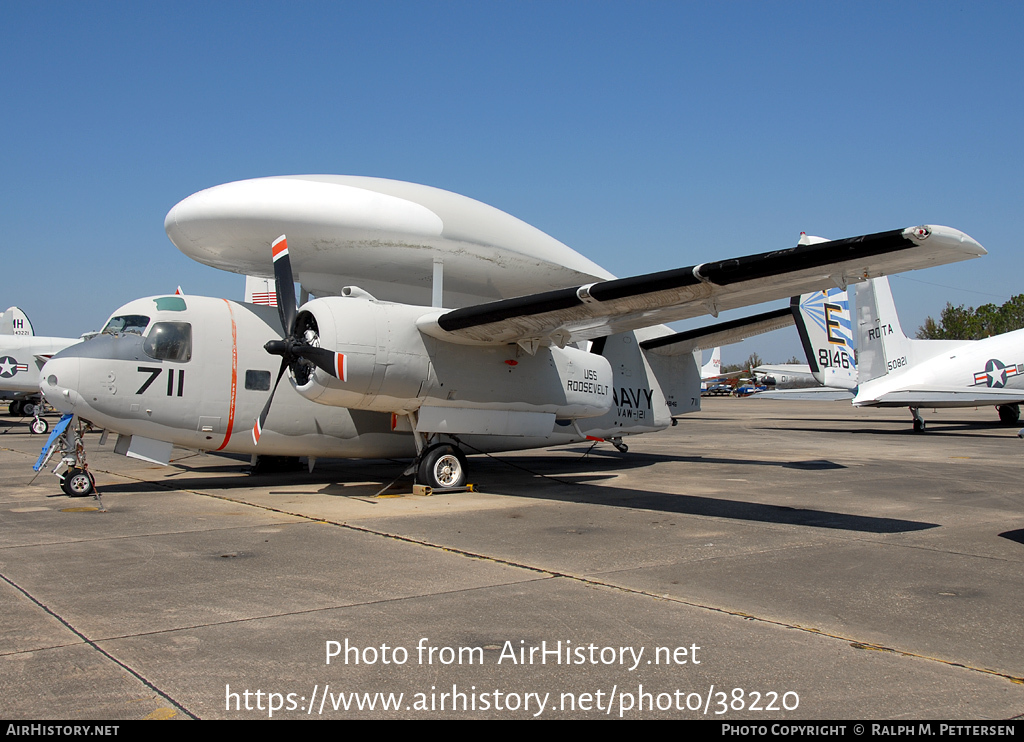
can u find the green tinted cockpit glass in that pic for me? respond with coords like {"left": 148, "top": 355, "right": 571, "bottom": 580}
{"left": 102, "top": 315, "right": 150, "bottom": 335}
{"left": 153, "top": 297, "right": 187, "bottom": 312}
{"left": 143, "top": 322, "right": 192, "bottom": 362}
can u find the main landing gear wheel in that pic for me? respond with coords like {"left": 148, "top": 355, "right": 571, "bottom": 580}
{"left": 30, "top": 417, "right": 48, "bottom": 435}
{"left": 998, "top": 404, "right": 1020, "bottom": 425}
{"left": 21, "top": 401, "right": 37, "bottom": 417}
{"left": 9, "top": 400, "right": 23, "bottom": 416}
{"left": 61, "top": 468, "right": 95, "bottom": 497}
{"left": 911, "top": 408, "right": 926, "bottom": 433}
{"left": 417, "top": 444, "right": 467, "bottom": 489}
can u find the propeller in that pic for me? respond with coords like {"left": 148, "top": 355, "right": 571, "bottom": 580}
{"left": 252, "top": 235, "right": 348, "bottom": 445}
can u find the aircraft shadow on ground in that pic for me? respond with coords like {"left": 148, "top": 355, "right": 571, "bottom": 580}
{"left": 479, "top": 447, "right": 848, "bottom": 473}
{"left": 86, "top": 448, "right": 936, "bottom": 534}
{"left": 470, "top": 472, "right": 935, "bottom": 535}
{"left": 761, "top": 423, "right": 1012, "bottom": 438}
{"left": 998, "top": 529, "right": 1024, "bottom": 546}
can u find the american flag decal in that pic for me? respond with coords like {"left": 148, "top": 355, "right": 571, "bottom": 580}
{"left": 250, "top": 291, "right": 278, "bottom": 306}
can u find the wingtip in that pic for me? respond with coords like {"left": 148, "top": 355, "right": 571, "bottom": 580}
{"left": 907, "top": 225, "right": 987, "bottom": 257}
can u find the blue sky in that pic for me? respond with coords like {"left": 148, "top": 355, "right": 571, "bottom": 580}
{"left": 3, "top": 2, "right": 1022, "bottom": 365}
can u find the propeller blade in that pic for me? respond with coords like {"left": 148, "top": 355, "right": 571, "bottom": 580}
{"left": 301, "top": 346, "right": 347, "bottom": 381}
{"left": 271, "top": 235, "right": 297, "bottom": 335}
{"left": 264, "top": 338, "right": 346, "bottom": 382}
{"left": 252, "top": 359, "right": 288, "bottom": 446}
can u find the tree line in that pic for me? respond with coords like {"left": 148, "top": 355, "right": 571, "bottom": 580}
{"left": 916, "top": 294, "right": 1024, "bottom": 340}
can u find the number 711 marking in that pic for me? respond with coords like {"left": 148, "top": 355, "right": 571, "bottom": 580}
{"left": 136, "top": 366, "right": 184, "bottom": 396}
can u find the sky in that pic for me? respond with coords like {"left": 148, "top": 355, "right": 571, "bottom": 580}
{"left": 3, "top": 1, "right": 1023, "bottom": 366}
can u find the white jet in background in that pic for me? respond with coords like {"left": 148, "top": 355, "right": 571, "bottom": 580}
{"left": 850, "top": 276, "right": 1024, "bottom": 432}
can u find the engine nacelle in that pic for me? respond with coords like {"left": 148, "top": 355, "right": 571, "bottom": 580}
{"left": 289, "top": 294, "right": 613, "bottom": 420}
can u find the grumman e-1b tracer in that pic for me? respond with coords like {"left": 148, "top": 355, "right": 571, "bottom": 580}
{"left": 40, "top": 176, "right": 987, "bottom": 494}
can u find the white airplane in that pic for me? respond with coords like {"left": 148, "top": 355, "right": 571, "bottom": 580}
{"left": 850, "top": 276, "right": 1024, "bottom": 431}
{"left": 789, "top": 275, "right": 1024, "bottom": 429}
{"left": 700, "top": 347, "right": 723, "bottom": 384}
{"left": 0, "top": 307, "right": 81, "bottom": 432}
{"left": 753, "top": 363, "right": 817, "bottom": 389}
{"left": 39, "top": 175, "right": 986, "bottom": 495}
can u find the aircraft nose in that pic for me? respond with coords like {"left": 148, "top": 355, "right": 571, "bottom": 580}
{"left": 40, "top": 356, "right": 81, "bottom": 413}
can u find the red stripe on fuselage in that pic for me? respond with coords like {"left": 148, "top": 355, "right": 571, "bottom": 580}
{"left": 215, "top": 300, "right": 238, "bottom": 451}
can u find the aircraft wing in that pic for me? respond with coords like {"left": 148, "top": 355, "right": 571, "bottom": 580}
{"left": 754, "top": 388, "right": 855, "bottom": 401}
{"left": 639, "top": 307, "right": 794, "bottom": 356}
{"left": 419, "top": 225, "right": 984, "bottom": 348}
{"left": 858, "top": 389, "right": 1024, "bottom": 408}
{"left": 755, "top": 364, "right": 813, "bottom": 375}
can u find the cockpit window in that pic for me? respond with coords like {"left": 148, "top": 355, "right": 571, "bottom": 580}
{"left": 153, "top": 297, "right": 187, "bottom": 312}
{"left": 143, "top": 322, "right": 192, "bottom": 362}
{"left": 102, "top": 314, "right": 150, "bottom": 335}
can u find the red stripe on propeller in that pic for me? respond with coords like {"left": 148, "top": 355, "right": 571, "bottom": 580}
{"left": 272, "top": 235, "right": 289, "bottom": 262}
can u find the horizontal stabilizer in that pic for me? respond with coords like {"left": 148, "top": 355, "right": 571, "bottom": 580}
{"left": 640, "top": 308, "right": 793, "bottom": 356}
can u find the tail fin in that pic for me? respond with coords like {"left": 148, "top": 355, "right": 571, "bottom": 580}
{"left": 700, "top": 346, "right": 722, "bottom": 380}
{"left": 582, "top": 329, "right": 692, "bottom": 437}
{"left": 854, "top": 277, "right": 911, "bottom": 384}
{"left": 0, "top": 307, "right": 34, "bottom": 336}
{"left": 791, "top": 287, "right": 857, "bottom": 389}
{"left": 245, "top": 275, "right": 278, "bottom": 306}
{"left": 853, "top": 275, "right": 963, "bottom": 384}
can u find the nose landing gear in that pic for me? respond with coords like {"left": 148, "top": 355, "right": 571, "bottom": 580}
{"left": 60, "top": 467, "right": 96, "bottom": 497}
{"left": 33, "top": 415, "right": 103, "bottom": 504}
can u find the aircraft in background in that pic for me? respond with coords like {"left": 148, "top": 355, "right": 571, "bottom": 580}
{"left": 40, "top": 175, "right": 986, "bottom": 494}
{"left": 244, "top": 275, "right": 278, "bottom": 306}
{"left": 699, "top": 347, "right": 744, "bottom": 395}
{"left": 753, "top": 363, "right": 817, "bottom": 389}
{"left": 790, "top": 276, "right": 1024, "bottom": 430}
{"left": 0, "top": 307, "right": 81, "bottom": 432}
{"left": 752, "top": 286, "right": 858, "bottom": 402}
{"left": 675, "top": 305, "right": 803, "bottom": 393}
{"left": 851, "top": 276, "right": 1024, "bottom": 431}
{"left": 700, "top": 347, "right": 723, "bottom": 386}
{"left": 698, "top": 347, "right": 759, "bottom": 391}
{"left": 700, "top": 284, "right": 853, "bottom": 395}
{"left": 1, "top": 306, "right": 34, "bottom": 337}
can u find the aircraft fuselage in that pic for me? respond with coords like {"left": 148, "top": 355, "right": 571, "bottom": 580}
{"left": 854, "top": 328, "right": 1024, "bottom": 407}
{"left": 42, "top": 295, "right": 680, "bottom": 461}
{"left": 1, "top": 335, "right": 79, "bottom": 399}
